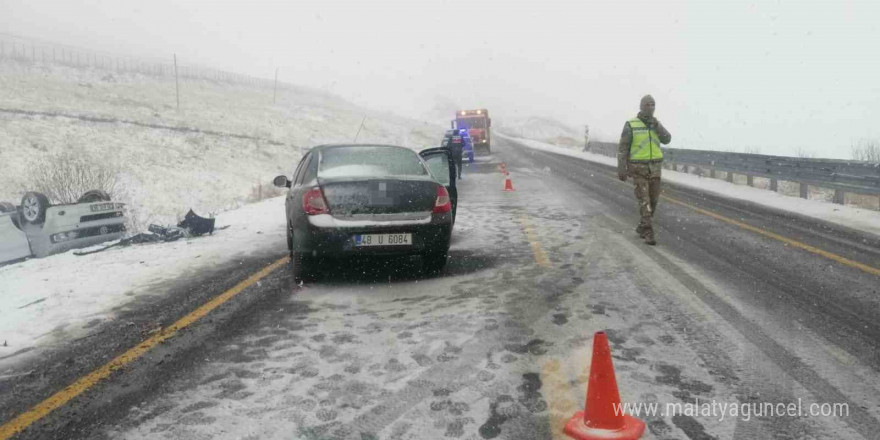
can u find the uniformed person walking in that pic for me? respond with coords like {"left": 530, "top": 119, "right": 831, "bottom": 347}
{"left": 617, "top": 95, "right": 672, "bottom": 245}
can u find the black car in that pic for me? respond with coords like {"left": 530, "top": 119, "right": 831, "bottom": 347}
{"left": 274, "top": 144, "right": 458, "bottom": 282}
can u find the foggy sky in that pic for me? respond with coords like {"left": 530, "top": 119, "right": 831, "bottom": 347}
{"left": 3, "top": 0, "right": 879, "bottom": 158}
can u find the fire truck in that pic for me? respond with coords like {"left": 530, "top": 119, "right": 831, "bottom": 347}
{"left": 453, "top": 109, "right": 491, "bottom": 153}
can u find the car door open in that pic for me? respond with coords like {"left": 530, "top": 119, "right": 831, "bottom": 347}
{"left": 419, "top": 147, "right": 458, "bottom": 220}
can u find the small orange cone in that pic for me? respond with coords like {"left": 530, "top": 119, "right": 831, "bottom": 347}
{"left": 563, "top": 331, "right": 645, "bottom": 440}
{"left": 503, "top": 175, "right": 515, "bottom": 191}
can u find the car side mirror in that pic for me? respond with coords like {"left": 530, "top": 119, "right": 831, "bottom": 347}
{"left": 273, "top": 175, "right": 291, "bottom": 188}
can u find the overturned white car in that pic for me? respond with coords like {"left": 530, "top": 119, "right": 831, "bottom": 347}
{"left": 0, "top": 190, "right": 126, "bottom": 264}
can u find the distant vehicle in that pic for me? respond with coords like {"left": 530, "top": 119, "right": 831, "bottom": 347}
{"left": 453, "top": 108, "right": 491, "bottom": 153}
{"left": 0, "top": 190, "right": 126, "bottom": 264}
{"left": 274, "top": 144, "right": 457, "bottom": 282}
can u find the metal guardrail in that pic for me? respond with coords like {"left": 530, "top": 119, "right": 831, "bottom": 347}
{"left": 584, "top": 141, "right": 880, "bottom": 205}
{"left": 663, "top": 148, "right": 880, "bottom": 196}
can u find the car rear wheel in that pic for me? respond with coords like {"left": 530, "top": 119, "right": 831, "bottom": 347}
{"left": 78, "top": 189, "right": 112, "bottom": 203}
{"left": 290, "top": 249, "right": 313, "bottom": 284}
{"left": 21, "top": 192, "right": 50, "bottom": 225}
{"left": 422, "top": 250, "right": 448, "bottom": 274}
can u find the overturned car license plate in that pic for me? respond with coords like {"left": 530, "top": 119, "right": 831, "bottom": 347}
{"left": 354, "top": 233, "right": 412, "bottom": 247}
{"left": 90, "top": 202, "right": 117, "bottom": 212}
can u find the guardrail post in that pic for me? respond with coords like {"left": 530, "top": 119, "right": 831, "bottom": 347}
{"left": 770, "top": 178, "right": 778, "bottom": 192}
{"left": 727, "top": 172, "right": 734, "bottom": 183}
{"left": 833, "top": 190, "right": 845, "bottom": 205}
{"left": 799, "top": 183, "right": 808, "bottom": 199}
{"left": 747, "top": 175, "right": 754, "bottom": 187}
{"left": 710, "top": 168, "right": 716, "bottom": 179}
{"left": 682, "top": 165, "right": 689, "bottom": 174}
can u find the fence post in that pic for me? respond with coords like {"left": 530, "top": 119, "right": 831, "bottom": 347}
{"left": 174, "top": 54, "right": 180, "bottom": 111}
{"left": 727, "top": 172, "right": 734, "bottom": 183}
{"left": 710, "top": 168, "right": 716, "bottom": 179}
{"left": 770, "top": 178, "right": 778, "bottom": 192}
{"left": 833, "top": 190, "right": 845, "bottom": 205}
{"left": 747, "top": 175, "right": 754, "bottom": 187}
{"left": 799, "top": 183, "right": 808, "bottom": 199}
{"left": 273, "top": 67, "right": 279, "bottom": 104}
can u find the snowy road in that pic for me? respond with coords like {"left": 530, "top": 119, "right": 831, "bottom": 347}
{"left": 3, "top": 136, "right": 880, "bottom": 440}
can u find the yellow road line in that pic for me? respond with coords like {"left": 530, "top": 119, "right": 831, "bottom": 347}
{"left": 518, "top": 215, "right": 551, "bottom": 268}
{"left": 540, "top": 358, "right": 579, "bottom": 440}
{"left": 662, "top": 195, "right": 880, "bottom": 277}
{"left": 0, "top": 256, "right": 290, "bottom": 440}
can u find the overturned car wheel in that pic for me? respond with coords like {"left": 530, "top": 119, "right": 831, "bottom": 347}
{"left": 78, "top": 189, "right": 112, "bottom": 203}
{"left": 21, "top": 192, "right": 50, "bottom": 225}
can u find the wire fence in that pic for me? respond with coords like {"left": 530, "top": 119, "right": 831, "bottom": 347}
{"left": 0, "top": 33, "right": 276, "bottom": 88}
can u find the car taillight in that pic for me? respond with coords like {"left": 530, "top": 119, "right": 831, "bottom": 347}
{"left": 302, "top": 187, "right": 329, "bottom": 215}
{"left": 433, "top": 186, "right": 452, "bottom": 214}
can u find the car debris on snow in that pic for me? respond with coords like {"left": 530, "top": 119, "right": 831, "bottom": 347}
{"left": 74, "top": 209, "right": 227, "bottom": 256}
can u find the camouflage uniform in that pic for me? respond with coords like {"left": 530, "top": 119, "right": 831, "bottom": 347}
{"left": 628, "top": 162, "right": 662, "bottom": 232}
{"left": 618, "top": 113, "right": 672, "bottom": 243}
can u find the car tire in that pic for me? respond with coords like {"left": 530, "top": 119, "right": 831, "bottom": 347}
{"left": 21, "top": 192, "right": 50, "bottom": 225}
{"left": 0, "top": 202, "right": 15, "bottom": 213}
{"left": 290, "top": 249, "right": 312, "bottom": 284}
{"left": 78, "top": 189, "right": 112, "bottom": 203}
{"left": 422, "top": 250, "right": 448, "bottom": 274}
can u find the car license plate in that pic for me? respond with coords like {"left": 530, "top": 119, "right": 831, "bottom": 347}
{"left": 90, "top": 202, "right": 115, "bottom": 212}
{"left": 354, "top": 233, "right": 412, "bottom": 247}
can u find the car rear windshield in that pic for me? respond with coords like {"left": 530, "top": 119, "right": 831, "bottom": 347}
{"left": 318, "top": 146, "right": 428, "bottom": 178}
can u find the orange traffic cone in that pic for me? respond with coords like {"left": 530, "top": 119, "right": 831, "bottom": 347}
{"left": 563, "top": 331, "right": 645, "bottom": 440}
{"left": 503, "top": 175, "right": 515, "bottom": 191}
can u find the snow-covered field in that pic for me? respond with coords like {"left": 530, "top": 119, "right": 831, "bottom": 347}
{"left": 497, "top": 116, "right": 582, "bottom": 147}
{"left": 0, "top": 60, "right": 443, "bottom": 230}
{"left": 498, "top": 133, "right": 880, "bottom": 238}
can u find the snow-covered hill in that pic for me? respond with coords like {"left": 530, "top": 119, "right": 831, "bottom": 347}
{"left": 497, "top": 116, "right": 583, "bottom": 147}
{"left": 0, "top": 60, "right": 444, "bottom": 231}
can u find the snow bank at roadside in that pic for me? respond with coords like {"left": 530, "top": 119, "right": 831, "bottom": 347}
{"left": 498, "top": 133, "right": 880, "bottom": 238}
{"left": 0, "top": 196, "right": 286, "bottom": 368}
